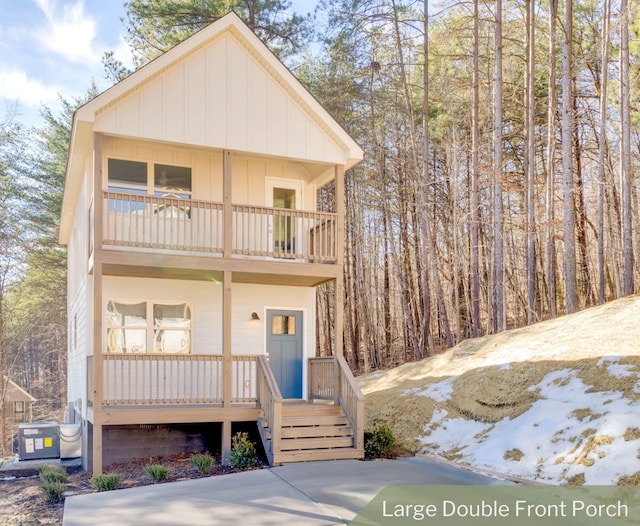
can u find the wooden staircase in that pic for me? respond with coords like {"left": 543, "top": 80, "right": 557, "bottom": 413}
{"left": 258, "top": 402, "right": 364, "bottom": 465}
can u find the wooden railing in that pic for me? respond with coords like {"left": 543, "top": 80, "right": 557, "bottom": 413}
{"left": 256, "top": 356, "right": 282, "bottom": 465}
{"left": 232, "top": 205, "right": 337, "bottom": 262}
{"left": 87, "top": 355, "right": 94, "bottom": 407}
{"left": 103, "top": 191, "right": 224, "bottom": 253}
{"left": 101, "top": 354, "right": 257, "bottom": 406}
{"left": 336, "top": 355, "right": 365, "bottom": 451}
{"left": 232, "top": 355, "right": 257, "bottom": 403}
{"left": 308, "top": 355, "right": 365, "bottom": 451}
{"left": 308, "top": 357, "right": 336, "bottom": 401}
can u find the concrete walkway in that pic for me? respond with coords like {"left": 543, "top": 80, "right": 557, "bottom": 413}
{"left": 63, "top": 457, "right": 509, "bottom": 526}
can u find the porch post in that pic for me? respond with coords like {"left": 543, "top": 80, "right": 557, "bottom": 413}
{"left": 221, "top": 150, "right": 233, "bottom": 464}
{"left": 334, "top": 165, "right": 345, "bottom": 357}
{"left": 92, "top": 133, "right": 104, "bottom": 474}
{"left": 223, "top": 150, "right": 232, "bottom": 258}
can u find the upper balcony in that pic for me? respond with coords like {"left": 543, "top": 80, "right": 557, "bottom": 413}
{"left": 99, "top": 191, "right": 338, "bottom": 264}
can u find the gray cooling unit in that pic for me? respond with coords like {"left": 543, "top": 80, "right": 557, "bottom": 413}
{"left": 18, "top": 422, "right": 60, "bottom": 461}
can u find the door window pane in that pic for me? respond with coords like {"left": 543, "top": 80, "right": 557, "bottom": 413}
{"left": 273, "top": 188, "right": 296, "bottom": 255}
{"left": 272, "top": 315, "right": 296, "bottom": 335}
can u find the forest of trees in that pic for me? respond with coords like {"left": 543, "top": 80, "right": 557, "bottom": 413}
{"left": 0, "top": 0, "right": 639, "bottom": 451}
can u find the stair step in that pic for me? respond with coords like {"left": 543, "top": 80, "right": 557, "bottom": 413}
{"left": 280, "top": 425, "right": 353, "bottom": 439}
{"left": 274, "top": 448, "right": 365, "bottom": 464}
{"left": 279, "top": 436, "right": 355, "bottom": 451}
{"left": 281, "top": 404, "right": 344, "bottom": 417}
{"left": 282, "top": 415, "right": 350, "bottom": 427}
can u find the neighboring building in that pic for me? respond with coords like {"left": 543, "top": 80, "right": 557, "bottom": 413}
{"left": 59, "top": 12, "right": 364, "bottom": 473}
{"left": 2, "top": 377, "right": 36, "bottom": 425}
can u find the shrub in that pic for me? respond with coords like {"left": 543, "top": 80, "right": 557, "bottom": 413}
{"left": 229, "top": 432, "right": 259, "bottom": 470}
{"left": 190, "top": 453, "right": 215, "bottom": 474}
{"left": 90, "top": 473, "right": 122, "bottom": 491}
{"left": 40, "top": 480, "right": 66, "bottom": 502}
{"left": 144, "top": 463, "right": 170, "bottom": 482}
{"left": 364, "top": 420, "right": 397, "bottom": 459}
{"left": 38, "top": 464, "right": 68, "bottom": 484}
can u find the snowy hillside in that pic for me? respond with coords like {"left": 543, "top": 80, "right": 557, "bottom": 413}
{"left": 360, "top": 296, "right": 640, "bottom": 485}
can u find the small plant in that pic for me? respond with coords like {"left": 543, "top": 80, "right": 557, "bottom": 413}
{"left": 229, "top": 432, "right": 259, "bottom": 470}
{"left": 364, "top": 420, "right": 397, "bottom": 459}
{"left": 40, "top": 480, "right": 66, "bottom": 502}
{"left": 38, "top": 464, "right": 68, "bottom": 484}
{"left": 144, "top": 463, "right": 170, "bottom": 482}
{"left": 190, "top": 453, "right": 215, "bottom": 474}
{"left": 90, "top": 473, "right": 122, "bottom": 491}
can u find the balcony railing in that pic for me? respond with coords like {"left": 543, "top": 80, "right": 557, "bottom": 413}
{"left": 101, "top": 191, "right": 337, "bottom": 263}
{"left": 101, "top": 353, "right": 257, "bottom": 406}
{"left": 102, "top": 192, "right": 224, "bottom": 254}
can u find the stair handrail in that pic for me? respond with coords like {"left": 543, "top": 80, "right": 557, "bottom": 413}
{"left": 256, "top": 356, "right": 283, "bottom": 461}
{"left": 335, "top": 355, "right": 365, "bottom": 451}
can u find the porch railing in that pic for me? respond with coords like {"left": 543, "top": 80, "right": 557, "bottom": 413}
{"left": 232, "top": 205, "right": 337, "bottom": 262}
{"left": 308, "top": 355, "right": 365, "bottom": 451}
{"left": 256, "top": 355, "right": 282, "bottom": 465}
{"left": 102, "top": 191, "right": 338, "bottom": 263}
{"left": 102, "top": 191, "right": 224, "bottom": 253}
{"left": 308, "top": 356, "right": 336, "bottom": 401}
{"left": 101, "top": 354, "right": 257, "bottom": 406}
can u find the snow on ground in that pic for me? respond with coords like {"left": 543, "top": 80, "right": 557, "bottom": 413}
{"left": 360, "top": 296, "right": 640, "bottom": 485}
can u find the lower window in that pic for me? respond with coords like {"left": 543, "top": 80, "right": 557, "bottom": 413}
{"left": 107, "top": 300, "right": 192, "bottom": 354}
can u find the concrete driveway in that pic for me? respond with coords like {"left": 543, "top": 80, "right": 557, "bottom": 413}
{"left": 63, "top": 457, "right": 510, "bottom": 526}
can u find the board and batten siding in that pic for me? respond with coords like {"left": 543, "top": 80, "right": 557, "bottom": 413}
{"left": 93, "top": 32, "right": 346, "bottom": 165}
{"left": 67, "top": 163, "right": 92, "bottom": 302}
{"left": 67, "top": 278, "right": 88, "bottom": 418}
{"left": 102, "top": 136, "right": 316, "bottom": 209}
{"left": 101, "top": 277, "right": 314, "bottom": 357}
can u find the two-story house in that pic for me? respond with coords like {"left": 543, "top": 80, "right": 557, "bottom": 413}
{"left": 59, "top": 12, "right": 364, "bottom": 474}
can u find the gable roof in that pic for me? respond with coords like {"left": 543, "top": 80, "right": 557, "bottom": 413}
{"left": 60, "top": 12, "right": 363, "bottom": 243}
{"left": 3, "top": 377, "right": 37, "bottom": 403}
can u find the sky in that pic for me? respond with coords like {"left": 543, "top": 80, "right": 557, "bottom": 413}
{"left": 0, "top": 0, "right": 313, "bottom": 130}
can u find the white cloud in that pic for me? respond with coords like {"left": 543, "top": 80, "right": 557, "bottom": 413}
{"left": 0, "top": 69, "right": 59, "bottom": 106}
{"left": 112, "top": 34, "right": 136, "bottom": 71}
{"left": 33, "top": 0, "right": 98, "bottom": 65}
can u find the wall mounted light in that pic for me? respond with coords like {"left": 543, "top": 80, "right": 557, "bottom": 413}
{"left": 251, "top": 312, "right": 260, "bottom": 321}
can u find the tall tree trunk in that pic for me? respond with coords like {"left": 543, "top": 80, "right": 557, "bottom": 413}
{"left": 492, "top": 0, "right": 505, "bottom": 332}
{"left": 546, "top": 0, "right": 558, "bottom": 317}
{"left": 597, "top": 0, "right": 611, "bottom": 304}
{"left": 525, "top": 0, "right": 536, "bottom": 323}
{"left": 620, "top": 0, "right": 633, "bottom": 295}
{"left": 471, "top": 0, "right": 481, "bottom": 336}
{"left": 562, "top": 0, "right": 578, "bottom": 313}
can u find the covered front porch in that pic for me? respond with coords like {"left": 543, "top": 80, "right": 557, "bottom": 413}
{"left": 87, "top": 353, "right": 364, "bottom": 467}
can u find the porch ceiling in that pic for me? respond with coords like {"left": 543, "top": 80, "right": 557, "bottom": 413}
{"left": 102, "top": 263, "right": 334, "bottom": 287}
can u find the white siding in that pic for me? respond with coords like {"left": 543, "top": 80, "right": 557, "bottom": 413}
{"left": 102, "top": 276, "right": 223, "bottom": 355}
{"left": 93, "top": 32, "right": 348, "bottom": 164}
{"left": 67, "top": 278, "right": 88, "bottom": 419}
{"left": 231, "top": 283, "right": 315, "bottom": 359}
{"left": 102, "top": 137, "right": 315, "bottom": 208}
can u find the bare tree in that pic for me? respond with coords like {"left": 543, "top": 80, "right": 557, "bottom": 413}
{"left": 562, "top": 0, "right": 578, "bottom": 313}
{"left": 596, "top": 0, "right": 611, "bottom": 304}
{"left": 620, "top": 0, "right": 633, "bottom": 296}
{"left": 492, "top": 0, "right": 505, "bottom": 332}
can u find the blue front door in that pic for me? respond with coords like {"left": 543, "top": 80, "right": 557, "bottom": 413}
{"left": 267, "top": 310, "right": 303, "bottom": 399}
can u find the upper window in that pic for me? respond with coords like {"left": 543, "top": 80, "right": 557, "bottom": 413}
{"left": 106, "top": 300, "right": 192, "bottom": 354}
{"left": 107, "top": 158, "right": 192, "bottom": 197}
